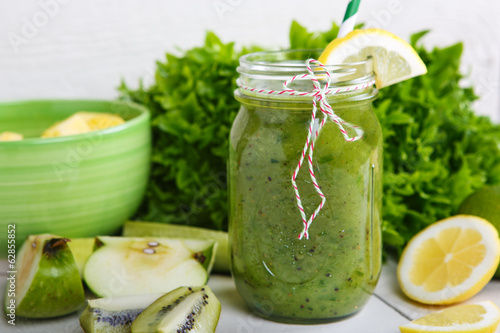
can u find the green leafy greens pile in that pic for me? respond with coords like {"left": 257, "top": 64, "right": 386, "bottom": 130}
{"left": 119, "top": 21, "right": 500, "bottom": 254}
{"left": 118, "top": 34, "right": 261, "bottom": 231}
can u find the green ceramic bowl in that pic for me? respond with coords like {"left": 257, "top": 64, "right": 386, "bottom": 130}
{"left": 0, "top": 100, "right": 151, "bottom": 254}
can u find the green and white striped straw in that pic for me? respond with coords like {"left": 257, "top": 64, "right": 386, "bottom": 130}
{"left": 337, "top": 0, "right": 361, "bottom": 38}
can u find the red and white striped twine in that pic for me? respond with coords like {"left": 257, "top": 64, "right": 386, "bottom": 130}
{"left": 237, "top": 59, "right": 375, "bottom": 240}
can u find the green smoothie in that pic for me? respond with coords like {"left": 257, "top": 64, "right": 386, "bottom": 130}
{"left": 229, "top": 92, "right": 383, "bottom": 324}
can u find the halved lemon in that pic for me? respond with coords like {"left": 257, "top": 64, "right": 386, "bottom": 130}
{"left": 318, "top": 28, "right": 427, "bottom": 88}
{"left": 398, "top": 215, "right": 500, "bottom": 305}
{"left": 400, "top": 301, "right": 500, "bottom": 333}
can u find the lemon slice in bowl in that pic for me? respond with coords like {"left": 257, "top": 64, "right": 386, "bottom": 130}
{"left": 0, "top": 131, "right": 23, "bottom": 141}
{"left": 42, "top": 112, "right": 125, "bottom": 138}
{"left": 318, "top": 28, "right": 427, "bottom": 88}
{"left": 400, "top": 301, "right": 500, "bottom": 333}
{"left": 77, "top": 112, "right": 125, "bottom": 131}
{"left": 397, "top": 215, "right": 500, "bottom": 305}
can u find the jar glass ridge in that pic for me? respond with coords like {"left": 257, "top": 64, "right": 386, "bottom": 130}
{"left": 229, "top": 49, "right": 383, "bottom": 324}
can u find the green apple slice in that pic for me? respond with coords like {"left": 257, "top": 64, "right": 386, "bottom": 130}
{"left": 79, "top": 292, "right": 164, "bottom": 333}
{"left": 131, "top": 286, "right": 221, "bottom": 333}
{"left": 67, "top": 237, "right": 95, "bottom": 279}
{"left": 123, "top": 221, "right": 229, "bottom": 273}
{"left": 83, "top": 237, "right": 217, "bottom": 297}
{"left": 4, "top": 234, "right": 85, "bottom": 318}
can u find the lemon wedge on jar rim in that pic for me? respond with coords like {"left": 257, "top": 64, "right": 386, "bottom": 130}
{"left": 318, "top": 28, "right": 427, "bottom": 88}
{"left": 397, "top": 215, "right": 500, "bottom": 305}
{"left": 400, "top": 301, "right": 500, "bottom": 333}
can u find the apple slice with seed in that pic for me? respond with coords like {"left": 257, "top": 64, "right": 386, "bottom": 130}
{"left": 123, "top": 221, "right": 230, "bottom": 273}
{"left": 4, "top": 234, "right": 85, "bottom": 318}
{"left": 83, "top": 237, "right": 217, "bottom": 297}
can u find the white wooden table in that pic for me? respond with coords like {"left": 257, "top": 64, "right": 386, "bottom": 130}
{"left": 1, "top": 259, "right": 499, "bottom": 333}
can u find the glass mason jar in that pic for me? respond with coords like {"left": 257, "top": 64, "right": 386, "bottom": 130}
{"left": 228, "top": 50, "right": 383, "bottom": 324}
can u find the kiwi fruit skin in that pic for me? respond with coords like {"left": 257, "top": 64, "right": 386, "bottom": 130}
{"left": 131, "top": 286, "right": 221, "bottom": 333}
{"left": 79, "top": 293, "right": 164, "bottom": 333}
{"left": 5, "top": 234, "right": 85, "bottom": 318}
{"left": 123, "top": 221, "right": 229, "bottom": 273}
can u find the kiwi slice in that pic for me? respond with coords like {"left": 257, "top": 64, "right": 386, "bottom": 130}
{"left": 79, "top": 292, "right": 164, "bottom": 333}
{"left": 67, "top": 237, "right": 95, "bottom": 279}
{"left": 131, "top": 286, "right": 221, "bottom": 333}
{"left": 4, "top": 234, "right": 85, "bottom": 318}
{"left": 83, "top": 236, "right": 217, "bottom": 297}
{"left": 123, "top": 221, "right": 229, "bottom": 273}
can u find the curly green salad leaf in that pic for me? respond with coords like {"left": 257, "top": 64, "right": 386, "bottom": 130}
{"left": 375, "top": 31, "right": 500, "bottom": 253}
{"left": 119, "top": 21, "right": 500, "bottom": 254}
{"left": 119, "top": 33, "right": 261, "bottom": 230}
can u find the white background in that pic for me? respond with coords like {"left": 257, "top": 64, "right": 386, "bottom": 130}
{"left": 1, "top": 0, "right": 499, "bottom": 122}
